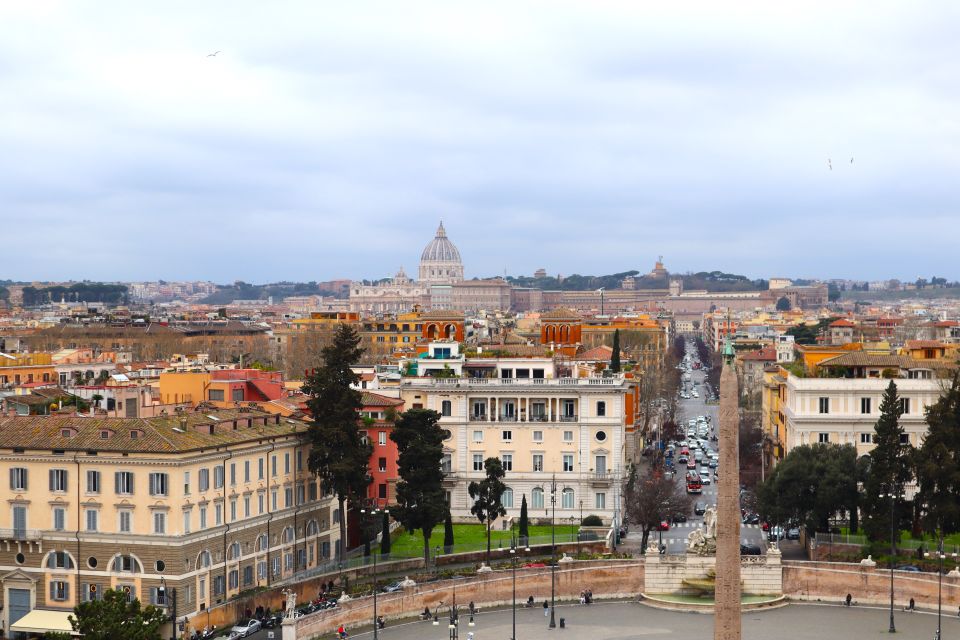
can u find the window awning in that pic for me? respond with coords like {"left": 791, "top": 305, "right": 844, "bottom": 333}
{"left": 10, "top": 609, "right": 76, "bottom": 635}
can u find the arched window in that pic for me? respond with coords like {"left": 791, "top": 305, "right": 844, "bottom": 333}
{"left": 501, "top": 487, "right": 514, "bottom": 509}
{"left": 255, "top": 534, "right": 269, "bottom": 553}
{"left": 46, "top": 551, "right": 75, "bottom": 570}
{"left": 197, "top": 550, "right": 212, "bottom": 569}
{"left": 111, "top": 554, "right": 143, "bottom": 573}
{"left": 445, "top": 324, "right": 456, "bottom": 339}
{"left": 531, "top": 487, "right": 544, "bottom": 510}
{"left": 228, "top": 542, "right": 241, "bottom": 561}
{"left": 562, "top": 488, "right": 574, "bottom": 509}
{"left": 305, "top": 520, "right": 319, "bottom": 537}
{"left": 281, "top": 526, "right": 295, "bottom": 544}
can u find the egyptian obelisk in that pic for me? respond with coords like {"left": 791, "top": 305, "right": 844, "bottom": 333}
{"left": 714, "top": 337, "right": 741, "bottom": 640}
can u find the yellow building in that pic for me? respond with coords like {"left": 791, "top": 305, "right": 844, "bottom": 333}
{"left": 0, "top": 408, "right": 338, "bottom": 637}
{"left": 760, "top": 365, "right": 788, "bottom": 466}
{"left": 579, "top": 315, "right": 667, "bottom": 371}
{"left": 0, "top": 352, "right": 56, "bottom": 385}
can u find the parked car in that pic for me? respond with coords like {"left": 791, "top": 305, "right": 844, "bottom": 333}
{"left": 896, "top": 565, "right": 922, "bottom": 572}
{"left": 656, "top": 520, "right": 670, "bottom": 531}
{"left": 740, "top": 543, "right": 762, "bottom": 556}
{"left": 768, "top": 526, "right": 785, "bottom": 541}
{"left": 381, "top": 580, "right": 404, "bottom": 593}
{"left": 694, "top": 502, "right": 706, "bottom": 516}
{"left": 230, "top": 620, "right": 262, "bottom": 638}
{"left": 786, "top": 527, "right": 801, "bottom": 540}
{"left": 672, "top": 513, "right": 688, "bottom": 523}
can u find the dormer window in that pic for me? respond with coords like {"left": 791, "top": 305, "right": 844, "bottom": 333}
{"left": 130, "top": 430, "right": 140, "bottom": 439}
{"left": 61, "top": 428, "right": 76, "bottom": 438}
{"left": 100, "top": 430, "right": 111, "bottom": 439}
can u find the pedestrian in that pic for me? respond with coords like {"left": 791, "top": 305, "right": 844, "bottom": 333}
{"left": 544, "top": 600, "right": 549, "bottom": 617}
{"left": 469, "top": 601, "right": 475, "bottom": 615}
{"left": 337, "top": 624, "right": 348, "bottom": 639}
{"left": 844, "top": 593, "right": 852, "bottom": 607}
{"left": 580, "top": 590, "right": 585, "bottom": 605}
{"left": 377, "top": 616, "right": 385, "bottom": 629}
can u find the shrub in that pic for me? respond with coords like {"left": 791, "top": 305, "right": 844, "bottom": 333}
{"left": 581, "top": 515, "right": 603, "bottom": 527}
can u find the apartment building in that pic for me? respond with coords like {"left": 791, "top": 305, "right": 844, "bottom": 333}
{"left": 399, "top": 358, "right": 629, "bottom": 526}
{"left": 0, "top": 409, "right": 338, "bottom": 636}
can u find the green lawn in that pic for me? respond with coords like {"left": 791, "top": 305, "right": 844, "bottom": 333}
{"left": 385, "top": 523, "right": 580, "bottom": 558}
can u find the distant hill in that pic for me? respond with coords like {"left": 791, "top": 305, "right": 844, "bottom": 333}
{"left": 201, "top": 281, "right": 345, "bottom": 305}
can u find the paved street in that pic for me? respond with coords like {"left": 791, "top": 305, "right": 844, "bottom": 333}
{"left": 627, "top": 340, "right": 767, "bottom": 555}
{"left": 325, "top": 600, "right": 956, "bottom": 640}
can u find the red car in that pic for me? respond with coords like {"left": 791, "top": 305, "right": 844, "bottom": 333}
{"left": 656, "top": 521, "right": 670, "bottom": 531}
{"left": 762, "top": 522, "right": 770, "bottom": 531}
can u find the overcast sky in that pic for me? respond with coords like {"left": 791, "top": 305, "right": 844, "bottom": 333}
{"left": 2, "top": 1, "right": 958, "bottom": 284}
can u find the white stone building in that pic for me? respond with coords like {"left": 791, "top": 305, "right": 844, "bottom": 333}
{"left": 399, "top": 359, "right": 628, "bottom": 526}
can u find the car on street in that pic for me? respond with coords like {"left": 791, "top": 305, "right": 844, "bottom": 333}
{"left": 786, "top": 527, "right": 801, "bottom": 540}
{"left": 768, "top": 526, "right": 785, "bottom": 541}
{"left": 656, "top": 520, "right": 670, "bottom": 531}
{"left": 743, "top": 513, "right": 760, "bottom": 525}
{"left": 694, "top": 501, "right": 706, "bottom": 516}
{"left": 740, "top": 543, "right": 762, "bottom": 556}
{"left": 701, "top": 475, "right": 711, "bottom": 485}
{"left": 672, "top": 513, "right": 688, "bottom": 523}
{"left": 381, "top": 580, "right": 405, "bottom": 593}
{"left": 231, "top": 620, "right": 262, "bottom": 638}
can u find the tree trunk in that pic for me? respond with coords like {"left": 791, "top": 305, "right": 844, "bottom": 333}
{"left": 641, "top": 527, "right": 650, "bottom": 552}
{"left": 423, "top": 530, "right": 431, "bottom": 568}
{"left": 486, "top": 520, "right": 491, "bottom": 565}
{"left": 338, "top": 495, "right": 347, "bottom": 563}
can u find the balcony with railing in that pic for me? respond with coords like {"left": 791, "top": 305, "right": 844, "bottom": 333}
{"left": 0, "top": 528, "right": 41, "bottom": 541}
{"left": 401, "top": 376, "right": 624, "bottom": 388}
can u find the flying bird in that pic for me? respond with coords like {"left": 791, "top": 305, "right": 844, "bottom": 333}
{"left": 207, "top": 51, "right": 221, "bottom": 57}
{"left": 827, "top": 158, "right": 832, "bottom": 171}
{"left": 850, "top": 157, "right": 854, "bottom": 164}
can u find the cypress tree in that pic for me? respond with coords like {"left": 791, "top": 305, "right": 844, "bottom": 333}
{"left": 611, "top": 329, "right": 621, "bottom": 373}
{"left": 916, "top": 372, "right": 960, "bottom": 536}
{"left": 303, "top": 324, "right": 372, "bottom": 562}
{"left": 390, "top": 408, "right": 449, "bottom": 565}
{"left": 863, "top": 380, "right": 912, "bottom": 542}
{"left": 519, "top": 494, "right": 529, "bottom": 544}
{"left": 443, "top": 510, "right": 455, "bottom": 553}
{"left": 380, "top": 509, "right": 392, "bottom": 556}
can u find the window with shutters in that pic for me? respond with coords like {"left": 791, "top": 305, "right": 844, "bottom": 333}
{"left": 10, "top": 467, "right": 28, "bottom": 491}
{"left": 230, "top": 499, "right": 237, "bottom": 521}
{"left": 82, "top": 583, "right": 103, "bottom": 602}
{"left": 243, "top": 566, "right": 254, "bottom": 586}
{"left": 115, "top": 471, "right": 134, "bottom": 495}
{"left": 213, "top": 575, "right": 225, "bottom": 595}
{"left": 118, "top": 510, "right": 132, "bottom": 533}
{"left": 118, "top": 584, "right": 136, "bottom": 602}
{"left": 87, "top": 470, "right": 100, "bottom": 494}
{"left": 199, "top": 469, "right": 210, "bottom": 492}
{"left": 50, "top": 580, "right": 70, "bottom": 601}
{"left": 50, "top": 469, "right": 68, "bottom": 492}
{"left": 297, "top": 450, "right": 303, "bottom": 471}
{"left": 284, "top": 488, "right": 293, "bottom": 508}
{"left": 215, "top": 503, "right": 222, "bottom": 525}
{"left": 213, "top": 466, "right": 224, "bottom": 489}
{"left": 183, "top": 509, "right": 192, "bottom": 534}
{"left": 150, "top": 586, "right": 167, "bottom": 606}
{"left": 308, "top": 482, "right": 317, "bottom": 502}
{"left": 533, "top": 454, "right": 544, "bottom": 472}
{"left": 86, "top": 509, "right": 99, "bottom": 532}
{"left": 149, "top": 473, "right": 168, "bottom": 496}
{"left": 183, "top": 471, "right": 191, "bottom": 495}
{"left": 271, "top": 455, "right": 277, "bottom": 477}
{"left": 228, "top": 570, "right": 239, "bottom": 590}
{"left": 229, "top": 463, "right": 236, "bottom": 486}
{"left": 53, "top": 507, "right": 66, "bottom": 531}
{"left": 271, "top": 556, "right": 281, "bottom": 577}
{"left": 153, "top": 512, "right": 166, "bottom": 534}
{"left": 208, "top": 389, "right": 224, "bottom": 402}
{"left": 244, "top": 496, "right": 250, "bottom": 518}
{"left": 199, "top": 506, "right": 207, "bottom": 529}
{"left": 49, "top": 551, "right": 73, "bottom": 569}
{"left": 257, "top": 561, "right": 267, "bottom": 580}
{"left": 13, "top": 505, "right": 27, "bottom": 536}
{"left": 258, "top": 457, "right": 265, "bottom": 480}
{"left": 114, "top": 555, "right": 137, "bottom": 572}
{"left": 244, "top": 460, "right": 251, "bottom": 483}
{"left": 284, "top": 453, "right": 291, "bottom": 474}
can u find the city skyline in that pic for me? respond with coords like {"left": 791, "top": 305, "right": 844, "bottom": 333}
{"left": 2, "top": 2, "right": 958, "bottom": 282}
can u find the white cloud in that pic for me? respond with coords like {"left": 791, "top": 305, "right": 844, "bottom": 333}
{"left": 0, "top": 0, "right": 958, "bottom": 282}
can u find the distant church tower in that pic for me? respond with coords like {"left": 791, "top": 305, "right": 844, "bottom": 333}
{"left": 419, "top": 222, "right": 464, "bottom": 283}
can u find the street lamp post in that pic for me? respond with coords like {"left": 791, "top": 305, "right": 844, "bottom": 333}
{"left": 924, "top": 537, "right": 953, "bottom": 640}
{"left": 549, "top": 474, "right": 557, "bottom": 629}
{"left": 360, "top": 505, "right": 389, "bottom": 640}
{"left": 879, "top": 490, "right": 897, "bottom": 633}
